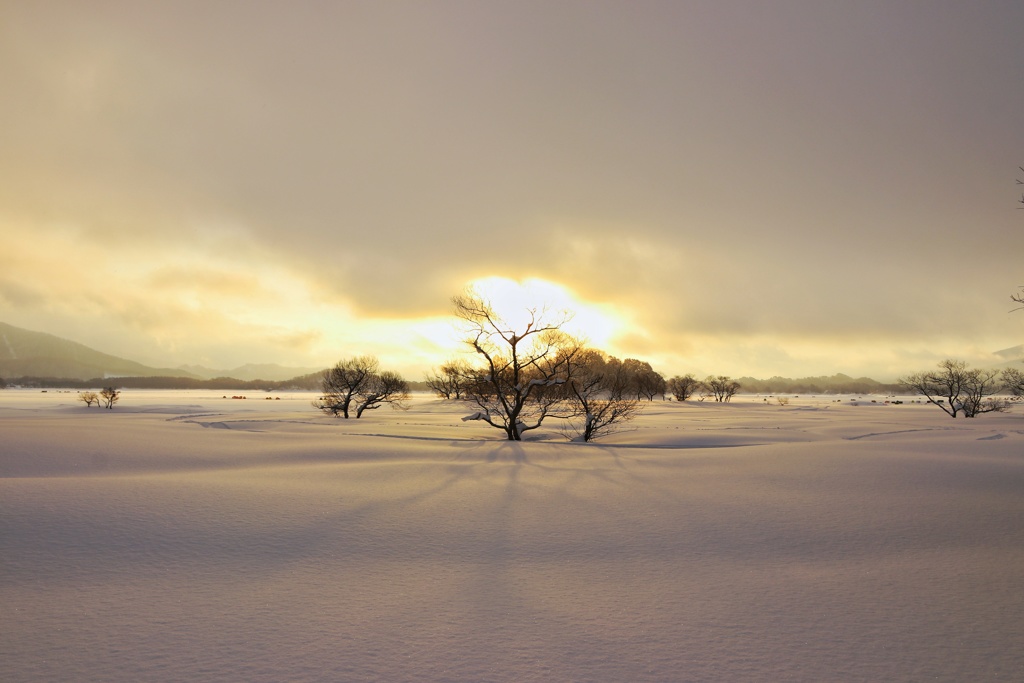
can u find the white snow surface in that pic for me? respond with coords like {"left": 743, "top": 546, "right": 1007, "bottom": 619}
{"left": 2, "top": 389, "right": 1023, "bottom": 682}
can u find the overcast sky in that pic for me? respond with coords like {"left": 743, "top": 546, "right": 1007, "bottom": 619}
{"left": 2, "top": 1, "right": 1023, "bottom": 380}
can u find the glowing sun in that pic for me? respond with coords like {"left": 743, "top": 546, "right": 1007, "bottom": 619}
{"left": 465, "top": 276, "right": 624, "bottom": 348}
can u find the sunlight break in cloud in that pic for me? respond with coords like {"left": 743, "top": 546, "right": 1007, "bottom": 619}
{"left": 464, "top": 276, "right": 630, "bottom": 351}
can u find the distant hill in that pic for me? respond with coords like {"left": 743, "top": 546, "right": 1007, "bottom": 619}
{"left": 992, "top": 344, "right": 1024, "bottom": 370}
{"left": 0, "top": 322, "right": 198, "bottom": 381}
{"left": 993, "top": 344, "right": 1024, "bottom": 359}
{"left": 179, "top": 363, "right": 324, "bottom": 382}
{"left": 735, "top": 373, "right": 901, "bottom": 395}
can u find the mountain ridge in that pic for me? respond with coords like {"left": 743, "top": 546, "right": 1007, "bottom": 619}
{"left": 0, "top": 322, "right": 198, "bottom": 381}
{"left": 0, "top": 322, "right": 322, "bottom": 383}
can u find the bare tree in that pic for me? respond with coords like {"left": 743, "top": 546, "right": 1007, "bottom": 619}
{"left": 1012, "top": 167, "right": 1024, "bottom": 306}
{"left": 100, "top": 387, "right": 120, "bottom": 409}
{"left": 560, "top": 349, "right": 642, "bottom": 442}
{"left": 1017, "top": 165, "right": 1024, "bottom": 209}
{"left": 960, "top": 368, "right": 1011, "bottom": 417}
{"left": 355, "top": 370, "right": 410, "bottom": 418}
{"left": 638, "top": 370, "right": 667, "bottom": 401}
{"left": 78, "top": 391, "right": 100, "bottom": 407}
{"left": 900, "top": 360, "right": 969, "bottom": 418}
{"left": 313, "top": 356, "right": 378, "bottom": 418}
{"left": 454, "top": 290, "right": 578, "bottom": 440}
{"left": 1003, "top": 367, "right": 1024, "bottom": 398}
{"left": 900, "top": 359, "right": 1008, "bottom": 418}
{"left": 620, "top": 358, "right": 666, "bottom": 401}
{"left": 424, "top": 358, "right": 473, "bottom": 399}
{"left": 704, "top": 376, "right": 741, "bottom": 402}
{"left": 666, "top": 374, "right": 701, "bottom": 402}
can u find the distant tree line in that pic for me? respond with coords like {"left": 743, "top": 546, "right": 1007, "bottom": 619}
{"left": 4, "top": 372, "right": 439, "bottom": 392}
{"left": 5, "top": 373, "right": 327, "bottom": 391}
{"left": 426, "top": 353, "right": 666, "bottom": 405}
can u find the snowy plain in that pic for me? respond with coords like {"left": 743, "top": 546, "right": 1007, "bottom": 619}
{"left": 2, "top": 389, "right": 1023, "bottom": 682}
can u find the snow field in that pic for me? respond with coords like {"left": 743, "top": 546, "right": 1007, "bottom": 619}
{"left": 2, "top": 391, "right": 1023, "bottom": 681}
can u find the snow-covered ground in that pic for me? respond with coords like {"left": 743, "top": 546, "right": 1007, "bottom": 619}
{"left": 2, "top": 389, "right": 1023, "bottom": 682}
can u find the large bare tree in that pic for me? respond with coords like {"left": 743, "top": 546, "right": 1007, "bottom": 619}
{"left": 900, "top": 359, "right": 1009, "bottom": 418}
{"left": 959, "top": 367, "right": 1011, "bottom": 417}
{"left": 1002, "top": 367, "right": 1024, "bottom": 398}
{"left": 621, "top": 358, "right": 666, "bottom": 401}
{"left": 560, "top": 349, "right": 642, "bottom": 442}
{"left": 314, "top": 356, "right": 409, "bottom": 419}
{"left": 313, "top": 356, "right": 378, "bottom": 418}
{"left": 354, "top": 370, "right": 410, "bottom": 418}
{"left": 454, "top": 290, "right": 578, "bottom": 440}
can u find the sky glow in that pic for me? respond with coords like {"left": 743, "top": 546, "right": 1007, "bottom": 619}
{"left": 2, "top": 2, "right": 1023, "bottom": 380}
{"left": 465, "top": 277, "right": 626, "bottom": 350}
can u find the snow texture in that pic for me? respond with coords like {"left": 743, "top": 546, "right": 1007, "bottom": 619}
{"left": 2, "top": 389, "right": 1023, "bottom": 682}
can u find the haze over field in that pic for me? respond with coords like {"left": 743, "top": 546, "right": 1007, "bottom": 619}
{"left": 2, "top": 2, "right": 1023, "bottom": 380}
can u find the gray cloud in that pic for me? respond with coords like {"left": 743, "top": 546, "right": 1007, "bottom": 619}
{"left": 2, "top": 2, "right": 1023, "bottom": 377}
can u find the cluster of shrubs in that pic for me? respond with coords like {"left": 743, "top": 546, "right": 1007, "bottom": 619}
{"left": 77, "top": 387, "right": 120, "bottom": 409}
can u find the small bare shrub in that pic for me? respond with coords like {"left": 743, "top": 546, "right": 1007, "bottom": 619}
{"left": 99, "top": 387, "right": 120, "bottom": 409}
